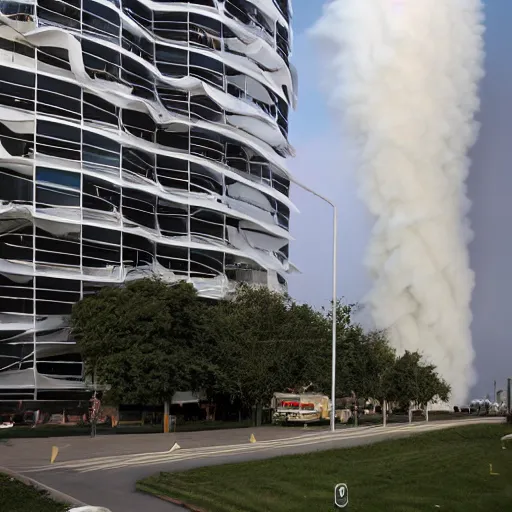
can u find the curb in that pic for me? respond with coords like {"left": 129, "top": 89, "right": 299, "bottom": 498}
{"left": 138, "top": 488, "right": 207, "bottom": 512}
{"left": 0, "top": 466, "right": 87, "bottom": 508}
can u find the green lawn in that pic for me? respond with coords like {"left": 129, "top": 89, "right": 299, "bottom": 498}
{"left": 0, "top": 474, "right": 67, "bottom": 512}
{"left": 137, "top": 424, "right": 512, "bottom": 512}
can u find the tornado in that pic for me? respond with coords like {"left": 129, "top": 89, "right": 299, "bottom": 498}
{"left": 311, "top": 0, "right": 485, "bottom": 403}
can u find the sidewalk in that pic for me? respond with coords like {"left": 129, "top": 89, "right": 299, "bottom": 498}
{"left": 0, "top": 425, "right": 320, "bottom": 470}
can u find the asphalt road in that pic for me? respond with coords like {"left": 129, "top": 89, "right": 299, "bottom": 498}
{"left": 4, "top": 417, "right": 504, "bottom": 512}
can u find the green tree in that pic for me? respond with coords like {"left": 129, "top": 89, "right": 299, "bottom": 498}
{"left": 208, "top": 286, "right": 331, "bottom": 425}
{"left": 386, "top": 350, "right": 451, "bottom": 418}
{"left": 334, "top": 325, "right": 396, "bottom": 425}
{"left": 351, "top": 330, "right": 397, "bottom": 402}
{"left": 71, "top": 278, "right": 212, "bottom": 406}
{"left": 415, "top": 359, "right": 451, "bottom": 408}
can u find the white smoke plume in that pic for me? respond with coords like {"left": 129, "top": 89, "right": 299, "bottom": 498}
{"left": 311, "top": 0, "right": 485, "bottom": 403}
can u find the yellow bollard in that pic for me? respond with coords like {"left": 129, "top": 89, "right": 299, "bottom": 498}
{"left": 50, "top": 446, "right": 59, "bottom": 464}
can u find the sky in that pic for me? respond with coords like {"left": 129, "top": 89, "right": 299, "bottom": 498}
{"left": 287, "top": 0, "right": 512, "bottom": 399}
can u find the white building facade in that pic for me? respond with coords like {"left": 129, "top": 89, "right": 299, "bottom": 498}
{"left": 0, "top": 0, "right": 297, "bottom": 400}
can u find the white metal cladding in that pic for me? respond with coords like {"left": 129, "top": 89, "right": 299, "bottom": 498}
{"left": 0, "top": 0, "right": 296, "bottom": 400}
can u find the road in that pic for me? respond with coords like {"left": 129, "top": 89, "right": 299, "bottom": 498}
{"left": 1, "top": 417, "right": 503, "bottom": 512}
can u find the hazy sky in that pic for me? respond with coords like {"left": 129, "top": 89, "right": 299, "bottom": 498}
{"left": 287, "top": 0, "right": 512, "bottom": 399}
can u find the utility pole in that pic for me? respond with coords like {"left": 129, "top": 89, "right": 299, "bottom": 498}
{"left": 292, "top": 180, "right": 338, "bottom": 432}
{"left": 494, "top": 380, "right": 497, "bottom": 403}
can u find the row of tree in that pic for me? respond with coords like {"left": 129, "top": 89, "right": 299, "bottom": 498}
{"left": 71, "top": 279, "right": 450, "bottom": 423}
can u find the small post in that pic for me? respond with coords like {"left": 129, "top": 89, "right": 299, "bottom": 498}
{"left": 382, "top": 399, "right": 387, "bottom": 427}
{"left": 163, "top": 401, "right": 170, "bottom": 433}
{"left": 89, "top": 392, "right": 100, "bottom": 438}
{"left": 507, "top": 379, "right": 511, "bottom": 415}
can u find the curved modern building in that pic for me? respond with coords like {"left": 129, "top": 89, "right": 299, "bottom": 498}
{"left": 0, "top": 0, "right": 297, "bottom": 400}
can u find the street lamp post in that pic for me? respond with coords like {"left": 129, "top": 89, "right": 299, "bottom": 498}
{"left": 292, "top": 180, "right": 338, "bottom": 432}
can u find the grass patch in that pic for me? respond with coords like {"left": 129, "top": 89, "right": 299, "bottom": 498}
{"left": 0, "top": 474, "right": 67, "bottom": 512}
{"left": 137, "top": 423, "right": 512, "bottom": 512}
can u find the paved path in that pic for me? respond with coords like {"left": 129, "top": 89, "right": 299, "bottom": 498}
{"left": 1, "top": 426, "right": 303, "bottom": 469}
{"left": 1, "top": 417, "right": 503, "bottom": 512}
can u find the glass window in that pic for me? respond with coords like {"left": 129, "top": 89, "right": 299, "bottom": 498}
{"left": 189, "top": 13, "right": 222, "bottom": 50}
{"left": 122, "top": 232, "right": 153, "bottom": 267}
{"left": 122, "top": 147, "right": 155, "bottom": 182}
{"left": 37, "top": 0, "right": 79, "bottom": 29}
{"left": 36, "top": 184, "right": 80, "bottom": 208}
{"left": 155, "top": 45, "right": 188, "bottom": 79}
{"left": 37, "top": 75, "right": 80, "bottom": 120}
{"left": 156, "top": 243, "right": 188, "bottom": 275}
{"left": 121, "top": 188, "right": 155, "bottom": 229}
{"left": 190, "top": 207, "right": 225, "bottom": 240}
{"left": 157, "top": 87, "right": 189, "bottom": 117}
{"left": 123, "top": 0, "right": 152, "bottom": 29}
{"left": 0, "top": 37, "right": 35, "bottom": 57}
{"left": 0, "top": 168, "right": 33, "bottom": 203}
{"left": 190, "top": 248, "right": 223, "bottom": 277}
{"left": 36, "top": 167, "right": 80, "bottom": 189}
{"left": 82, "top": 39, "right": 120, "bottom": 81}
{"left": 0, "top": 226, "right": 33, "bottom": 262}
{"left": 35, "top": 231, "right": 80, "bottom": 267}
{"left": 83, "top": 130, "right": 120, "bottom": 170}
{"left": 121, "top": 55, "right": 154, "bottom": 100}
{"left": 156, "top": 154, "right": 188, "bottom": 191}
{"left": 189, "top": 53, "right": 224, "bottom": 89}
{"left": 0, "top": 65, "right": 34, "bottom": 111}
{"left": 83, "top": 92, "right": 119, "bottom": 126}
{"left": 82, "top": 239, "right": 121, "bottom": 267}
{"left": 82, "top": 0, "right": 120, "bottom": 39}
{"left": 155, "top": 45, "right": 188, "bottom": 65}
{"left": 0, "top": 0, "right": 35, "bottom": 18}
{"left": 83, "top": 225, "right": 121, "bottom": 245}
{"left": 83, "top": 174, "right": 120, "bottom": 212}
{"left": 38, "top": 46, "right": 71, "bottom": 71}
{"left": 36, "top": 121, "right": 81, "bottom": 161}
{"left": 122, "top": 28, "right": 153, "bottom": 63}
{"left": 153, "top": 12, "right": 188, "bottom": 42}
{"left": 190, "top": 162, "right": 222, "bottom": 195}
{"left": 121, "top": 109, "right": 155, "bottom": 142}
{"left": 157, "top": 200, "right": 188, "bottom": 236}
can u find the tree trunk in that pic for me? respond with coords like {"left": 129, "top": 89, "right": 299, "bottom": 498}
{"left": 408, "top": 403, "right": 413, "bottom": 424}
{"left": 425, "top": 404, "right": 429, "bottom": 422}
{"left": 256, "top": 402, "right": 263, "bottom": 427}
{"left": 383, "top": 399, "right": 387, "bottom": 427}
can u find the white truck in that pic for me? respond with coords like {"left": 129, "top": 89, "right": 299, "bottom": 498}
{"left": 272, "top": 393, "right": 331, "bottom": 424}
